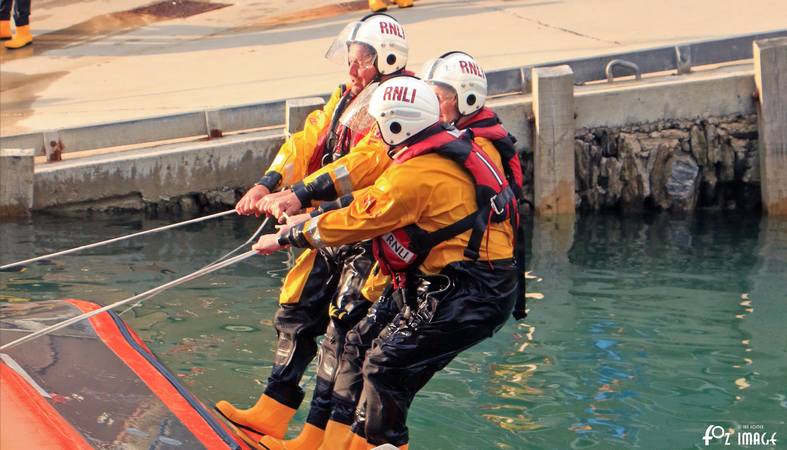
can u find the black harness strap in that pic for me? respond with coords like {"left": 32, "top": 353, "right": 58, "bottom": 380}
{"left": 406, "top": 213, "right": 476, "bottom": 256}
{"left": 464, "top": 208, "right": 490, "bottom": 260}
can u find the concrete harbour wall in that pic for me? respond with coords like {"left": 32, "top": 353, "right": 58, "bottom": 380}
{"left": 32, "top": 131, "right": 284, "bottom": 213}
{"left": 2, "top": 44, "right": 784, "bottom": 216}
{"left": 23, "top": 67, "right": 760, "bottom": 214}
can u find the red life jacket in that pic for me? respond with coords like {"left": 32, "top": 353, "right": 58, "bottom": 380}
{"left": 306, "top": 85, "right": 367, "bottom": 175}
{"left": 372, "top": 126, "right": 519, "bottom": 287}
{"left": 458, "top": 107, "right": 525, "bottom": 202}
{"left": 308, "top": 72, "right": 416, "bottom": 175}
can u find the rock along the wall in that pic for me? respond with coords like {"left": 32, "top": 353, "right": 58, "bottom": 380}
{"left": 572, "top": 114, "right": 759, "bottom": 213}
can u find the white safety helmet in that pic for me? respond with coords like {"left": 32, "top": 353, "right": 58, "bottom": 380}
{"left": 368, "top": 77, "right": 440, "bottom": 146}
{"left": 421, "top": 51, "right": 487, "bottom": 116}
{"left": 325, "top": 13, "right": 408, "bottom": 75}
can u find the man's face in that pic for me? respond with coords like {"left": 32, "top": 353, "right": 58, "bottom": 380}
{"left": 348, "top": 43, "right": 379, "bottom": 95}
{"left": 433, "top": 84, "right": 460, "bottom": 125}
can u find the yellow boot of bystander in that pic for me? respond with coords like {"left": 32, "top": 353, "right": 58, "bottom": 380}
{"left": 369, "top": 0, "right": 388, "bottom": 12}
{"left": 4, "top": 24, "right": 32, "bottom": 49}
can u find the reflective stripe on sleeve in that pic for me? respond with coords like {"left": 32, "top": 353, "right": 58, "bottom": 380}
{"left": 304, "top": 218, "right": 324, "bottom": 247}
{"left": 333, "top": 166, "right": 353, "bottom": 196}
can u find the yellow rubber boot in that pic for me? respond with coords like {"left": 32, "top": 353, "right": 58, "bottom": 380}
{"left": 394, "top": 0, "right": 414, "bottom": 8}
{"left": 369, "top": 0, "right": 388, "bottom": 12}
{"left": 258, "top": 423, "right": 325, "bottom": 450}
{"left": 317, "top": 420, "right": 354, "bottom": 450}
{"left": 0, "top": 21, "right": 12, "bottom": 40}
{"left": 4, "top": 24, "right": 32, "bottom": 49}
{"left": 215, "top": 395, "right": 296, "bottom": 439}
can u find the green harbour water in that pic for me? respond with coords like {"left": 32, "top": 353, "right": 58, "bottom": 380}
{"left": 1, "top": 211, "right": 785, "bottom": 449}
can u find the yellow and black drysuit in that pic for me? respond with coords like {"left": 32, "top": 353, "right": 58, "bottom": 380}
{"left": 278, "top": 125, "right": 519, "bottom": 447}
{"left": 215, "top": 84, "right": 387, "bottom": 440}
{"left": 267, "top": 128, "right": 394, "bottom": 441}
{"left": 290, "top": 126, "right": 392, "bottom": 208}
{"left": 257, "top": 85, "right": 359, "bottom": 192}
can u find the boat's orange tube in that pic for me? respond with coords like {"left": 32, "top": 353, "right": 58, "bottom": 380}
{"left": 1, "top": 363, "right": 93, "bottom": 450}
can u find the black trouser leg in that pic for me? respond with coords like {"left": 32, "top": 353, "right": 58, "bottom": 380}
{"left": 263, "top": 249, "right": 338, "bottom": 409}
{"left": 305, "top": 243, "right": 373, "bottom": 429}
{"left": 330, "top": 293, "right": 400, "bottom": 426}
{"left": 304, "top": 320, "right": 348, "bottom": 428}
{"left": 0, "top": 0, "right": 12, "bottom": 20}
{"left": 13, "top": 0, "right": 29, "bottom": 26}
{"left": 360, "top": 261, "right": 518, "bottom": 446}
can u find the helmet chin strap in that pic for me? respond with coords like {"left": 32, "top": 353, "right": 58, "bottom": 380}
{"left": 378, "top": 66, "right": 408, "bottom": 83}
{"left": 456, "top": 109, "right": 481, "bottom": 129}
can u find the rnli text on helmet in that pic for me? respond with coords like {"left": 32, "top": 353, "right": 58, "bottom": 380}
{"left": 459, "top": 60, "right": 486, "bottom": 79}
{"left": 379, "top": 21, "right": 405, "bottom": 38}
{"left": 383, "top": 86, "right": 417, "bottom": 103}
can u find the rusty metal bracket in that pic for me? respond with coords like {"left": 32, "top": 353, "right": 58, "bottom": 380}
{"left": 204, "top": 110, "right": 223, "bottom": 139}
{"left": 42, "top": 130, "right": 64, "bottom": 162}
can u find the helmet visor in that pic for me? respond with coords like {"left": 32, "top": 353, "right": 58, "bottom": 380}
{"left": 325, "top": 21, "right": 362, "bottom": 66}
{"left": 420, "top": 58, "right": 441, "bottom": 81}
{"left": 339, "top": 81, "right": 379, "bottom": 135}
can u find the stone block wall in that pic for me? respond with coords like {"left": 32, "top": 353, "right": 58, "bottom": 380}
{"left": 520, "top": 114, "right": 760, "bottom": 213}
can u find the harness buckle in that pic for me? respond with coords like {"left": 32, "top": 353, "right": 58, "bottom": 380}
{"left": 490, "top": 188, "right": 514, "bottom": 216}
{"left": 490, "top": 194, "right": 505, "bottom": 215}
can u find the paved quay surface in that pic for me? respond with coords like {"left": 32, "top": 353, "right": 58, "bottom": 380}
{"left": 1, "top": 0, "right": 785, "bottom": 136}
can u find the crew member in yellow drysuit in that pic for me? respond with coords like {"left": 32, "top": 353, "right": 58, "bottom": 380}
{"left": 215, "top": 14, "right": 410, "bottom": 450}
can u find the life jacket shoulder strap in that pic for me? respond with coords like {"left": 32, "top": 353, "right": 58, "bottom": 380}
{"left": 394, "top": 128, "right": 464, "bottom": 163}
{"left": 466, "top": 123, "right": 524, "bottom": 202}
{"left": 307, "top": 85, "right": 354, "bottom": 173}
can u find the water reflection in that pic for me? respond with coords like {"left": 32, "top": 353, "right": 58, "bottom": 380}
{"left": 1, "top": 212, "right": 786, "bottom": 449}
{"left": 736, "top": 218, "right": 787, "bottom": 423}
{"left": 505, "top": 212, "right": 787, "bottom": 449}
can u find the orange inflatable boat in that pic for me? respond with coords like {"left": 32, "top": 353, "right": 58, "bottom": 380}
{"left": 0, "top": 299, "right": 253, "bottom": 450}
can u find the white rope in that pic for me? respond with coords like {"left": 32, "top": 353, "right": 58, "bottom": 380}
{"left": 0, "top": 250, "right": 258, "bottom": 351}
{"left": 206, "top": 216, "right": 272, "bottom": 267}
{"left": 0, "top": 210, "right": 236, "bottom": 271}
{"left": 118, "top": 216, "right": 273, "bottom": 316}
